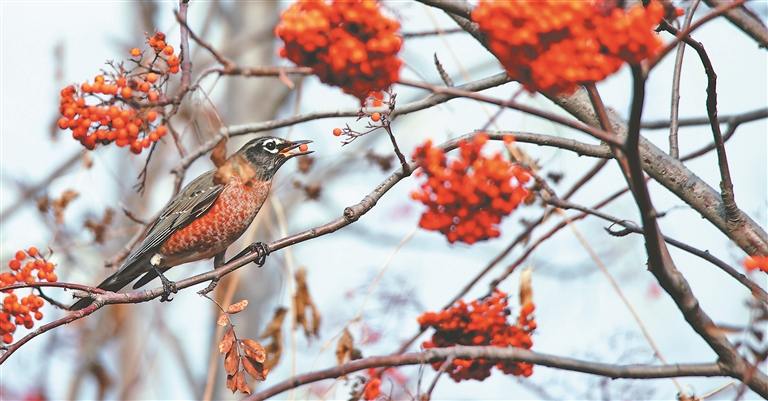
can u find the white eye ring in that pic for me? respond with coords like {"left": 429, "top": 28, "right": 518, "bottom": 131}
{"left": 263, "top": 139, "right": 278, "bottom": 153}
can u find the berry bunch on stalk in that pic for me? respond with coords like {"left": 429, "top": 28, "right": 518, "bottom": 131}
{"left": 418, "top": 290, "right": 536, "bottom": 381}
{"left": 275, "top": 0, "right": 403, "bottom": 102}
{"left": 1, "top": 247, "right": 57, "bottom": 344}
{"left": 472, "top": 0, "right": 668, "bottom": 93}
{"left": 57, "top": 31, "right": 179, "bottom": 154}
{"left": 411, "top": 134, "right": 531, "bottom": 244}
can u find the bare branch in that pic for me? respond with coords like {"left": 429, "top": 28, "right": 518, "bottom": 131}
{"left": 246, "top": 346, "right": 724, "bottom": 401}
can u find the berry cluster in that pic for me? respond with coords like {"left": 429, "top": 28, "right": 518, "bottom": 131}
{"left": 57, "top": 31, "right": 178, "bottom": 154}
{"left": 471, "top": 1, "right": 666, "bottom": 93}
{"left": 1, "top": 248, "right": 57, "bottom": 344}
{"left": 411, "top": 134, "right": 530, "bottom": 244}
{"left": 744, "top": 256, "right": 768, "bottom": 273}
{"left": 418, "top": 290, "right": 536, "bottom": 381}
{"left": 275, "top": 0, "right": 403, "bottom": 102}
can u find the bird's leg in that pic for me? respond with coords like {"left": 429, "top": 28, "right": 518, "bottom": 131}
{"left": 197, "top": 251, "right": 225, "bottom": 297}
{"left": 153, "top": 265, "right": 178, "bottom": 302}
{"left": 225, "top": 242, "right": 271, "bottom": 267}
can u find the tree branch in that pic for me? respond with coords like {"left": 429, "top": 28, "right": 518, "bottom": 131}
{"left": 246, "top": 346, "right": 724, "bottom": 401}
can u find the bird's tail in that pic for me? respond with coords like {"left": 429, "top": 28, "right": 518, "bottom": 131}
{"left": 69, "top": 255, "right": 152, "bottom": 311}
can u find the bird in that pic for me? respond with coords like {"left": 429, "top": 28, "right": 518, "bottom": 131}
{"left": 70, "top": 136, "right": 312, "bottom": 310}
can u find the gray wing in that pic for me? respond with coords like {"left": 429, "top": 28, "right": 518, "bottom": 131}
{"left": 121, "top": 169, "right": 224, "bottom": 269}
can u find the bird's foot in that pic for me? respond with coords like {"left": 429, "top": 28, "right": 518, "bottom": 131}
{"left": 197, "top": 277, "right": 219, "bottom": 297}
{"left": 226, "top": 242, "right": 271, "bottom": 267}
{"left": 154, "top": 266, "right": 178, "bottom": 302}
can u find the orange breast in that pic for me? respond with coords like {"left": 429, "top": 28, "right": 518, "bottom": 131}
{"left": 160, "top": 177, "right": 271, "bottom": 260}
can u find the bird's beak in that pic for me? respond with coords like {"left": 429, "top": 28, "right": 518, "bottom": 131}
{"left": 279, "top": 139, "right": 313, "bottom": 157}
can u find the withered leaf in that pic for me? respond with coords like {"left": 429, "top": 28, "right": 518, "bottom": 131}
{"left": 235, "top": 370, "right": 251, "bottom": 394}
{"left": 519, "top": 268, "right": 533, "bottom": 306}
{"left": 239, "top": 339, "right": 266, "bottom": 363}
{"left": 217, "top": 313, "right": 230, "bottom": 327}
{"left": 210, "top": 138, "right": 228, "bottom": 168}
{"left": 336, "top": 328, "right": 354, "bottom": 366}
{"left": 260, "top": 307, "right": 287, "bottom": 369}
{"left": 294, "top": 268, "right": 321, "bottom": 338}
{"left": 36, "top": 195, "right": 50, "bottom": 213}
{"left": 84, "top": 208, "right": 115, "bottom": 244}
{"left": 242, "top": 355, "right": 269, "bottom": 381}
{"left": 226, "top": 374, "right": 236, "bottom": 394}
{"left": 224, "top": 346, "right": 240, "bottom": 376}
{"left": 260, "top": 307, "right": 288, "bottom": 339}
{"left": 219, "top": 326, "right": 236, "bottom": 354}
{"left": 52, "top": 189, "right": 79, "bottom": 225}
{"left": 228, "top": 299, "right": 249, "bottom": 314}
{"left": 297, "top": 155, "right": 314, "bottom": 174}
{"left": 214, "top": 154, "right": 256, "bottom": 186}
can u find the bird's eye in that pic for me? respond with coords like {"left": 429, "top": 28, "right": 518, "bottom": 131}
{"left": 264, "top": 141, "right": 276, "bottom": 151}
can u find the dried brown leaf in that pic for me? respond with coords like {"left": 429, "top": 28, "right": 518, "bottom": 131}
{"left": 226, "top": 374, "right": 236, "bottom": 394}
{"left": 84, "top": 208, "right": 115, "bottom": 244}
{"left": 260, "top": 307, "right": 288, "bottom": 339}
{"left": 52, "top": 189, "right": 79, "bottom": 224}
{"left": 336, "top": 328, "right": 354, "bottom": 366}
{"left": 297, "top": 155, "right": 314, "bottom": 174}
{"left": 239, "top": 339, "right": 266, "bottom": 363}
{"left": 224, "top": 346, "right": 240, "bottom": 376}
{"left": 294, "top": 268, "right": 321, "bottom": 338}
{"left": 228, "top": 299, "right": 249, "bottom": 314}
{"left": 235, "top": 370, "right": 251, "bottom": 394}
{"left": 217, "top": 313, "right": 230, "bottom": 327}
{"left": 214, "top": 154, "right": 257, "bottom": 186}
{"left": 219, "top": 326, "right": 235, "bottom": 354}
{"left": 210, "top": 138, "right": 228, "bottom": 168}
{"left": 519, "top": 268, "right": 533, "bottom": 306}
{"left": 36, "top": 195, "right": 50, "bottom": 213}
{"left": 242, "top": 355, "right": 269, "bottom": 381}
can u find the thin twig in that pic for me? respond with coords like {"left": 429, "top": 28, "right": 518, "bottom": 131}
{"left": 669, "top": 0, "right": 701, "bottom": 159}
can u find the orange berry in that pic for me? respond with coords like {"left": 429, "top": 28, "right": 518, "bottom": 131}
{"left": 155, "top": 40, "right": 166, "bottom": 50}
{"left": 503, "top": 134, "right": 515, "bottom": 144}
{"left": 34, "top": 312, "right": 43, "bottom": 321}
{"left": 23, "top": 320, "right": 33, "bottom": 329}
{"left": 146, "top": 72, "right": 158, "bottom": 83}
{"left": 2, "top": 333, "right": 12, "bottom": 344}
{"left": 8, "top": 259, "right": 20, "bottom": 270}
{"left": 14, "top": 251, "right": 26, "bottom": 261}
{"left": 147, "top": 91, "right": 159, "bottom": 102}
{"left": 156, "top": 125, "right": 168, "bottom": 136}
{"left": 81, "top": 83, "right": 92, "bottom": 93}
{"left": 116, "top": 138, "right": 129, "bottom": 147}
{"left": 163, "top": 45, "right": 174, "bottom": 56}
{"left": 149, "top": 132, "right": 159, "bottom": 142}
{"left": 127, "top": 123, "right": 139, "bottom": 137}
{"left": 148, "top": 38, "right": 157, "bottom": 48}
{"left": 146, "top": 110, "right": 158, "bottom": 122}
{"left": 43, "top": 261, "right": 54, "bottom": 273}
{"left": 130, "top": 141, "right": 142, "bottom": 154}
{"left": 46, "top": 273, "right": 57, "bottom": 282}
{"left": 299, "top": 143, "right": 309, "bottom": 152}
{"left": 169, "top": 65, "right": 180, "bottom": 74}
{"left": 94, "top": 75, "right": 104, "bottom": 83}
{"left": 57, "top": 118, "right": 69, "bottom": 130}
{"left": 167, "top": 55, "right": 180, "bottom": 66}
{"left": 116, "top": 77, "right": 127, "bottom": 88}
{"left": 333, "top": 128, "right": 342, "bottom": 136}
{"left": 130, "top": 47, "right": 141, "bottom": 57}
{"left": 139, "top": 82, "right": 150, "bottom": 92}
{"left": 141, "top": 138, "right": 151, "bottom": 148}
{"left": 121, "top": 87, "right": 133, "bottom": 98}
{"left": 371, "top": 112, "right": 381, "bottom": 122}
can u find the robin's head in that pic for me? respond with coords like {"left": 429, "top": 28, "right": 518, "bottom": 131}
{"left": 238, "top": 136, "right": 313, "bottom": 181}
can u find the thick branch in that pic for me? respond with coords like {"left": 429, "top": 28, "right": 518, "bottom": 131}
{"left": 247, "top": 346, "right": 724, "bottom": 401}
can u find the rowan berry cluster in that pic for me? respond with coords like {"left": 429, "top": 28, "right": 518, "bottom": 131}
{"left": 418, "top": 290, "right": 535, "bottom": 381}
{"left": 471, "top": 0, "right": 666, "bottom": 93}
{"left": 1, "top": 247, "right": 57, "bottom": 344}
{"left": 275, "top": 0, "right": 403, "bottom": 102}
{"left": 411, "top": 133, "right": 530, "bottom": 244}
{"left": 744, "top": 256, "right": 768, "bottom": 273}
{"left": 57, "top": 31, "right": 178, "bottom": 154}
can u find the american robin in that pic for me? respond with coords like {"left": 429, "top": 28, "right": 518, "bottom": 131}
{"left": 70, "top": 136, "right": 312, "bottom": 310}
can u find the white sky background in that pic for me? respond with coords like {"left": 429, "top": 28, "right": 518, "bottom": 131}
{"left": 1, "top": 1, "right": 767, "bottom": 400}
